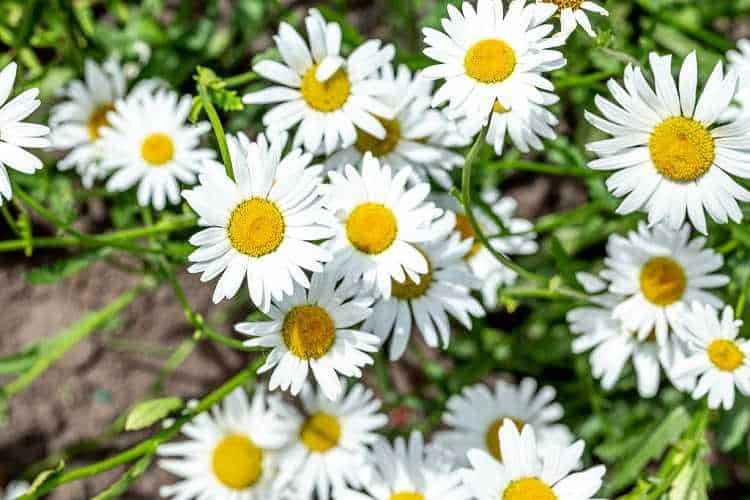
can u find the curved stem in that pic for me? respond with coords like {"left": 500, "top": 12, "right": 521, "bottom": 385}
{"left": 198, "top": 83, "right": 233, "bottom": 180}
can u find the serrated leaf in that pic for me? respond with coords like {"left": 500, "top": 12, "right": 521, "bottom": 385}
{"left": 25, "top": 250, "right": 109, "bottom": 285}
{"left": 209, "top": 87, "right": 243, "bottom": 112}
{"left": 125, "top": 397, "right": 184, "bottom": 431}
{"left": 91, "top": 455, "right": 153, "bottom": 500}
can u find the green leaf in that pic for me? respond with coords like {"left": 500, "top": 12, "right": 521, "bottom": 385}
{"left": 24, "top": 460, "right": 65, "bottom": 497}
{"left": 717, "top": 397, "right": 750, "bottom": 452}
{"left": 0, "top": 341, "right": 53, "bottom": 375}
{"left": 25, "top": 250, "right": 109, "bottom": 285}
{"left": 669, "top": 452, "right": 710, "bottom": 500}
{"left": 125, "top": 397, "right": 184, "bottom": 431}
{"left": 209, "top": 87, "right": 243, "bottom": 113}
{"left": 91, "top": 455, "right": 153, "bottom": 500}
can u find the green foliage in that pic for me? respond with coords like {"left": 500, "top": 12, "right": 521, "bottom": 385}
{"left": 125, "top": 398, "right": 184, "bottom": 431}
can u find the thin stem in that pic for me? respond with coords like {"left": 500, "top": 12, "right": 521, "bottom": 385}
{"left": 553, "top": 69, "right": 620, "bottom": 90}
{"left": 222, "top": 71, "right": 258, "bottom": 88}
{"left": 198, "top": 83, "right": 233, "bottom": 179}
{"left": 487, "top": 159, "right": 598, "bottom": 177}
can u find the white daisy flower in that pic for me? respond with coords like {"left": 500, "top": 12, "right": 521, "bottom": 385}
{"left": 434, "top": 378, "right": 573, "bottom": 466}
{"left": 586, "top": 51, "right": 750, "bottom": 234}
{"left": 0, "top": 62, "right": 50, "bottom": 206}
{"left": 461, "top": 420, "right": 606, "bottom": 500}
{"left": 726, "top": 39, "right": 750, "bottom": 121}
{"left": 236, "top": 269, "right": 379, "bottom": 401}
{"left": 673, "top": 303, "right": 750, "bottom": 410}
{"left": 435, "top": 190, "right": 539, "bottom": 309}
{"left": 49, "top": 58, "right": 157, "bottom": 187}
{"left": 1, "top": 482, "right": 28, "bottom": 500}
{"left": 325, "top": 153, "right": 440, "bottom": 300}
{"left": 157, "top": 388, "right": 296, "bottom": 500}
{"left": 359, "top": 431, "right": 473, "bottom": 500}
{"left": 271, "top": 383, "right": 387, "bottom": 500}
{"left": 421, "top": 0, "right": 566, "bottom": 114}
{"left": 182, "top": 132, "right": 333, "bottom": 310}
{"left": 243, "top": 8, "right": 394, "bottom": 155}
{"left": 567, "top": 272, "right": 695, "bottom": 398}
{"left": 538, "top": 0, "right": 609, "bottom": 38}
{"left": 325, "top": 64, "right": 465, "bottom": 189}
{"left": 99, "top": 88, "right": 219, "bottom": 210}
{"left": 600, "top": 222, "right": 728, "bottom": 346}
{"left": 362, "top": 212, "right": 484, "bottom": 361}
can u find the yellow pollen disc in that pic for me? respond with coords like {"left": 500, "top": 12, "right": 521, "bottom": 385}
{"left": 464, "top": 39, "right": 517, "bottom": 84}
{"left": 708, "top": 339, "right": 745, "bottom": 372}
{"left": 211, "top": 434, "right": 263, "bottom": 490}
{"left": 391, "top": 492, "right": 426, "bottom": 500}
{"left": 141, "top": 132, "right": 175, "bottom": 166}
{"left": 392, "top": 250, "right": 433, "bottom": 300}
{"left": 486, "top": 418, "right": 525, "bottom": 461}
{"left": 503, "top": 477, "right": 557, "bottom": 500}
{"left": 639, "top": 256, "right": 687, "bottom": 306}
{"left": 87, "top": 103, "right": 115, "bottom": 140}
{"left": 346, "top": 202, "right": 398, "bottom": 255}
{"left": 547, "top": 0, "right": 583, "bottom": 8}
{"left": 227, "top": 198, "right": 285, "bottom": 257}
{"left": 301, "top": 64, "right": 351, "bottom": 112}
{"left": 455, "top": 214, "right": 482, "bottom": 258}
{"left": 493, "top": 100, "right": 510, "bottom": 114}
{"left": 282, "top": 305, "right": 336, "bottom": 360}
{"left": 300, "top": 412, "right": 341, "bottom": 452}
{"left": 648, "top": 117, "right": 715, "bottom": 182}
{"left": 355, "top": 118, "right": 402, "bottom": 157}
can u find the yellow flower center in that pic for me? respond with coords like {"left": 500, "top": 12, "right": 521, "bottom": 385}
{"left": 391, "top": 492, "right": 425, "bottom": 500}
{"left": 708, "top": 339, "right": 745, "bottom": 372}
{"left": 503, "top": 478, "right": 557, "bottom": 500}
{"left": 211, "top": 434, "right": 263, "bottom": 490}
{"left": 392, "top": 250, "right": 433, "bottom": 300}
{"left": 346, "top": 202, "right": 398, "bottom": 254}
{"left": 648, "top": 117, "right": 715, "bottom": 182}
{"left": 141, "top": 132, "right": 175, "bottom": 166}
{"left": 639, "top": 256, "right": 687, "bottom": 306}
{"left": 547, "top": 0, "right": 583, "bottom": 8}
{"left": 87, "top": 103, "right": 115, "bottom": 140}
{"left": 227, "top": 198, "right": 285, "bottom": 257}
{"left": 464, "top": 39, "right": 517, "bottom": 84}
{"left": 301, "top": 64, "right": 351, "bottom": 112}
{"left": 282, "top": 305, "right": 336, "bottom": 360}
{"left": 493, "top": 100, "right": 510, "bottom": 114}
{"left": 355, "top": 118, "right": 402, "bottom": 157}
{"left": 300, "top": 412, "right": 341, "bottom": 453}
{"left": 485, "top": 418, "right": 525, "bottom": 461}
{"left": 455, "top": 214, "right": 482, "bottom": 258}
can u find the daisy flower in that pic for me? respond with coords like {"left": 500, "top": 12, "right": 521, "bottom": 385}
{"left": 243, "top": 8, "right": 394, "bottom": 155}
{"left": 271, "top": 383, "right": 387, "bottom": 500}
{"left": 673, "top": 303, "right": 750, "bottom": 410}
{"left": 182, "top": 132, "right": 333, "bottom": 310}
{"left": 325, "top": 64, "right": 465, "bottom": 189}
{"left": 538, "top": 0, "right": 609, "bottom": 38}
{"left": 0, "top": 62, "right": 50, "bottom": 206}
{"left": 359, "top": 431, "right": 472, "bottom": 500}
{"left": 49, "top": 58, "right": 157, "bottom": 187}
{"left": 362, "top": 212, "right": 484, "bottom": 361}
{"left": 434, "top": 378, "right": 573, "bottom": 466}
{"left": 157, "top": 388, "right": 296, "bottom": 500}
{"left": 567, "top": 272, "right": 695, "bottom": 398}
{"left": 99, "top": 88, "right": 219, "bottom": 210}
{"left": 1, "top": 482, "right": 28, "bottom": 500}
{"left": 726, "top": 39, "right": 750, "bottom": 121}
{"left": 325, "top": 153, "right": 440, "bottom": 300}
{"left": 421, "top": 0, "right": 566, "bottom": 114}
{"left": 436, "top": 190, "right": 539, "bottom": 309}
{"left": 586, "top": 51, "right": 750, "bottom": 234}
{"left": 461, "top": 420, "right": 606, "bottom": 500}
{"left": 600, "top": 222, "right": 728, "bottom": 345}
{"left": 236, "top": 268, "right": 379, "bottom": 401}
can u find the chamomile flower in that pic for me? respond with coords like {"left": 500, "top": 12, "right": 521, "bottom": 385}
{"left": 0, "top": 62, "right": 50, "bottom": 206}
{"left": 586, "top": 52, "right": 750, "bottom": 234}
{"left": 436, "top": 190, "right": 539, "bottom": 309}
{"left": 359, "top": 431, "right": 472, "bottom": 500}
{"left": 461, "top": 420, "right": 606, "bottom": 500}
{"left": 1, "top": 482, "right": 28, "bottom": 500}
{"left": 539, "top": 0, "right": 609, "bottom": 38}
{"left": 600, "top": 222, "right": 728, "bottom": 346}
{"left": 434, "top": 378, "right": 573, "bottom": 466}
{"left": 325, "top": 153, "right": 440, "bottom": 300}
{"left": 325, "top": 64, "right": 464, "bottom": 189}
{"left": 236, "top": 269, "right": 379, "bottom": 401}
{"left": 362, "top": 212, "right": 484, "bottom": 361}
{"left": 243, "top": 8, "right": 394, "bottom": 155}
{"left": 726, "top": 40, "right": 750, "bottom": 121}
{"left": 157, "top": 388, "right": 295, "bottom": 500}
{"left": 100, "top": 88, "right": 219, "bottom": 210}
{"left": 422, "top": 0, "right": 565, "bottom": 114}
{"left": 182, "top": 132, "right": 332, "bottom": 310}
{"left": 271, "top": 383, "right": 387, "bottom": 500}
{"left": 49, "top": 58, "right": 157, "bottom": 187}
{"left": 673, "top": 303, "right": 750, "bottom": 410}
{"left": 567, "top": 272, "right": 695, "bottom": 398}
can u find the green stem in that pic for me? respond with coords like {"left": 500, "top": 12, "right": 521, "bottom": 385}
{"left": 222, "top": 71, "right": 258, "bottom": 88}
{"left": 198, "top": 83, "right": 233, "bottom": 179}
{"left": 487, "top": 159, "right": 598, "bottom": 177}
{"left": 501, "top": 285, "right": 590, "bottom": 303}
{"left": 553, "top": 69, "right": 619, "bottom": 90}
